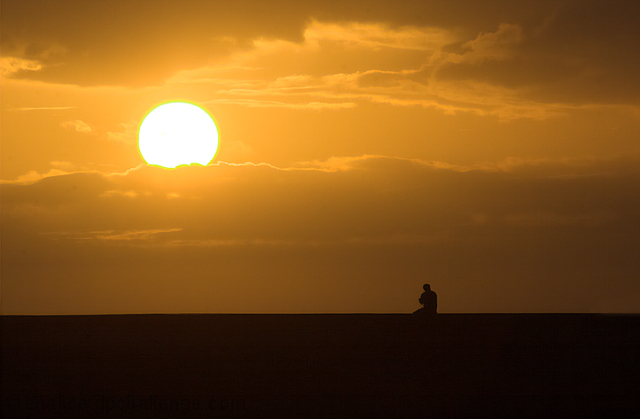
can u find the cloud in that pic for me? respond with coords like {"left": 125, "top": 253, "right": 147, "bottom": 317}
{"left": 4, "top": 0, "right": 639, "bottom": 111}
{"left": 222, "top": 139, "right": 254, "bottom": 156}
{"left": 434, "top": 2, "right": 640, "bottom": 105}
{"left": 6, "top": 1, "right": 639, "bottom": 117}
{"left": 2, "top": 0, "right": 310, "bottom": 86}
{"left": 0, "top": 163, "right": 137, "bottom": 185}
{"left": 164, "top": 19, "right": 599, "bottom": 119}
{"left": 1, "top": 169, "right": 74, "bottom": 185}
{"left": 303, "top": 20, "right": 453, "bottom": 51}
{"left": 456, "top": 23, "right": 523, "bottom": 63}
{"left": 3, "top": 154, "right": 640, "bottom": 314}
{"left": 204, "top": 98, "right": 356, "bottom": 110}
{"left": 105, "top": 121, "right": 139, "bottom": 143}
{"left": 46, "top": 228, "right": 183, "bottom": 241}
{"left": 4, "top": 153, "right": 640, "bottom": 238}
{"left": 49, "top": 161, "right": 77, "bottom": 171}
{"left": 8, "top": 107, "right": 78, "bottom": 112}
{"left": 1, "top": 57, "right": 42, "bottom": 76}
{"left": 100, "top": 189, "right": 140, "bottom": 198}
{"left": 61, "top": 119, "right": 92, "bottom": 133}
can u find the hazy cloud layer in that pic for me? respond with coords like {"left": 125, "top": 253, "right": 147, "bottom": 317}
{"left": 3, "top": 155, "right": 639, "bottom": 314}
{"left": 1, "top": 0, "right": 556, "bottom": 85}
{"left": 435, "top": 2, "right": 640, "bottom": 105}
{"left": 4, "top": 1, "right": 638, "bottom": 111}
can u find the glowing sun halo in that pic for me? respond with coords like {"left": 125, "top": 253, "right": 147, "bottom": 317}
{"left": 138, "top": 102, "right": 219, "bottom": 168}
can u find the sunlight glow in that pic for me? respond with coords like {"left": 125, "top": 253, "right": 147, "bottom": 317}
{"left": 138, "top": 102, "right": 219, "bottom": 168}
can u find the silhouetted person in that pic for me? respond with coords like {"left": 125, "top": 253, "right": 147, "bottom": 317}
{"left": 414, "top": 283, "right": 437, "bottom": 317}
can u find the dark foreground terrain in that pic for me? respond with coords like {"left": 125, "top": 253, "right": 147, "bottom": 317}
{"left": 2, "top": 314, "right": 639, "bottom": 418}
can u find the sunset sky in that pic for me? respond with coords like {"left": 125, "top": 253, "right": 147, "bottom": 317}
{"left": 2, "top": 0, "right": 639, "bottom": 314}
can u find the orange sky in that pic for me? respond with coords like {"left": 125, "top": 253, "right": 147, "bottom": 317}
{"left": 2, "top": 0, "right": 640, "bottom": 314}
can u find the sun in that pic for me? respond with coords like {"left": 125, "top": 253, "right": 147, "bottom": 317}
{"left": 138, "top": 102, "right": 219, "bottom": 168}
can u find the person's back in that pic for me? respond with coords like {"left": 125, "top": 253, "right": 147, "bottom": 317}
{"left": 419, "top": 284, "right": 437, "bottom": 315}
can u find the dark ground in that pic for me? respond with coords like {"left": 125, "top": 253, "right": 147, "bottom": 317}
{"left": 2, "top": 314, "right": 639, "bottom": 418}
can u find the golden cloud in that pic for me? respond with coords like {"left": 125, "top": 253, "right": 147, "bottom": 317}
{"left": 303, "top": 20, "right": 453, "bottom": 51}
{"left": 1, "top": 57, "right": 42, "bottom": 76}
{"left": 3, "top": 153, "right": 640, "bottom": 314}
{"left": 61, "top": 119, "right": 93, "bottom": 133}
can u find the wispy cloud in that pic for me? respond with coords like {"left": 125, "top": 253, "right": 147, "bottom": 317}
{"left": 203, "top": 98, "right": 356, "bottom": 110}
{"left": 49, "top": 161, "right": 77, "bottom": 170}
{"left": 164, "top": 17, "right": 640, "bottom": 119}
{"left": 303, "top": 20, "right": 453, "bottom": 51}
{"left": 0, "top": 169, "right": 75, "bottom": 185}
{"left": 100, "top": 190, "right": 140, "bottom": 198}
{"left": 105, "top": 121, "right": 139, "bottom": 143}
{"left": 61, "top": 119, "right": 93, "bottom": 133}
{"left": 1, "top": 57, "right": 42, "bottom": 76}
{"left": 161, "top": 234, "right": 453, "bottom": 248}
{"left": 5, "top": 152, "right": 639, "bottom": 187}
{"left": 9, "top": 106, "right": 78, "bottom": 111}
{"left": 46, "top": 228, "right": 183, "bottom": 242}
{"left": 0, "top": 164, "right": 141, "bottom": 185}
{"left": 447, "top": 23, "right": 523, "bottom": 64}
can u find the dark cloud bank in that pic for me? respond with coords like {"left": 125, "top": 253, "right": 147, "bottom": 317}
{"left": 4, "top": 0, "right": 640, "bottom": 106}
{"left": 3, "top": 156, "right": 639, "bottom": 314}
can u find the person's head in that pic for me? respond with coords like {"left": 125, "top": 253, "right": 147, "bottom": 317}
{"left": 423, "top": 284, "right": 431, "bottom": 291}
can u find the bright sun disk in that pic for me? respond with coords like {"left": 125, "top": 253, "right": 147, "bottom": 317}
{"left": 138, "top": 102, "right": 219, "bottom": 168}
